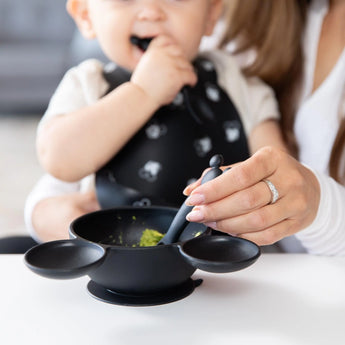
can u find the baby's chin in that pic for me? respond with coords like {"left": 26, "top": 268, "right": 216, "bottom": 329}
{"left": 106, "top": 53, "right": 138, "bottom": 73}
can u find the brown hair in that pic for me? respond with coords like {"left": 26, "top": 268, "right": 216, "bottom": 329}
{"left": 220, "top": 0, "right": 345, "bottom": 183}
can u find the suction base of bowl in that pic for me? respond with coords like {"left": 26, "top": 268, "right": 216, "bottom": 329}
{"left": 87, "top": 279, "right": 203, "bottom": 306}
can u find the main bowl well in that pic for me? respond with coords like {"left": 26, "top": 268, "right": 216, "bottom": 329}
{"left": 71, "top": 207, "right": 179, "bottom": 246}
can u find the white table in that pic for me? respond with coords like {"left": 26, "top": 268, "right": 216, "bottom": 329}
{"left": 1, "top": 254, "right": 344, "bottom": 345}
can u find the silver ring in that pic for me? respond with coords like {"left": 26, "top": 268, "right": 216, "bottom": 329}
{"left": 263, "top": 179, "right": 279, "bottom": 204}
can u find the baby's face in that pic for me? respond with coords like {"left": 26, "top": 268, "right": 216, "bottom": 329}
{"left": 84, "top": 0, "right": 221, "bottom": 70}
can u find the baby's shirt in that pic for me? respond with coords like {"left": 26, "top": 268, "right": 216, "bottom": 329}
{"left": 96, "top": 56, "right": 250, "bottom": 208}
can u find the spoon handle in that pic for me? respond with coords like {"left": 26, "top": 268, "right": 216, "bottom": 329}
{"left": 158, "top": 154, "right": 224, "bottom": 245}
{"left": 157, "top": 203, "right": 193, "bottom": 245}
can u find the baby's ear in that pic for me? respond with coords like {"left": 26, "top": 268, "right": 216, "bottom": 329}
{"left": 66, "top": 0, "right": 96, "bottom": 39}
{"left": 205, "top": 0, "right": 224, "bottom": 36}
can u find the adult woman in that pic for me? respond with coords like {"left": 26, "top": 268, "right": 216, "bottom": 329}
{"left": 185, "top": 0, "right": 345, "bottom": 256}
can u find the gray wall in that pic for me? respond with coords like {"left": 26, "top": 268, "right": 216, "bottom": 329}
{"left": 0, "top": 0, "right": 105, "bottom": 114}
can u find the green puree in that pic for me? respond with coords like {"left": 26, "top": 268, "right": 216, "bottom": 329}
{"left": 139, "top": 229, "right": 164, "bottom": 247}
{"left": 139, "top": 228, "right": 203, "bottom": 247}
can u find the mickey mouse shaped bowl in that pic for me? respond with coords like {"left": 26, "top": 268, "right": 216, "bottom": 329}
{"left": 24, "top": 206, "right": 260, "bottom": 306}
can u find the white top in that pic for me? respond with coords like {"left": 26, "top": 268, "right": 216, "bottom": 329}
{"left": 25, "top": 50, "right": 279, "bottom": 242}
{"left": 290, "top": 0, "right": 345, "bottom": 256}
{"left": 294, "top": 0, "right": 345, "bottom": 173}
{"left": 195, "top": 0, "right": 345, "bottom": 256}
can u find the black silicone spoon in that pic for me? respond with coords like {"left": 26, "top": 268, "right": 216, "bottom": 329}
{"left": 130, "top": 36, "right": 152, "bottom": 51}
{"left": 158, "top": 154, "right": 224, "bottom": 245}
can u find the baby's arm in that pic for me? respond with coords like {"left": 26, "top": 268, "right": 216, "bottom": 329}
{"left": 32, "top": 191, "right": 99, "bottom": 242}
{"left": 37, "top": 82, "right": 159, "bottom": 182}
{"left": 243, "top": 75, "right": 288, "bottom": 153}
{"left": 24, "top": 174, "right": 100, "bottom": 242}
{"left": 37, "top": 36, "right": 197, "bottom": 182}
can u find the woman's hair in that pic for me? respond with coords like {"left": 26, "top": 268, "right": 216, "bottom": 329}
{"left": 220, "top": 0, "right": 345, "bottom": 183}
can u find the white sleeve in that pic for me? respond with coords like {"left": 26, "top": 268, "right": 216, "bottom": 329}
{"left": 24, "top": 174, "right": 81, "bottom": 243}
{"left": 37, "top": 59, "right": 108, "bottom": 134}
{"left": 203, "top": 50, "right": 280, "bottom": 137}
{"left": 244, "top": 76, "right": 280, "bottom": 131}
{"left": 295, "top": 169, "right": 345, "bottom": 256}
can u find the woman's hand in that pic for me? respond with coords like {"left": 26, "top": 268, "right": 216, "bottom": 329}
{"left": 184, "top": 146, "right": 321, "bottom": 246}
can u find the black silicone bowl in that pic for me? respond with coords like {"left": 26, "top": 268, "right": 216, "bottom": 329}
{"left": 25, "top": 207, "right": 260, "bottom": 295}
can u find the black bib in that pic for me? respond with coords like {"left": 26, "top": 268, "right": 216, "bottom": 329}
{"left": 96, "top": 57, "right": 250, "bottom": 209}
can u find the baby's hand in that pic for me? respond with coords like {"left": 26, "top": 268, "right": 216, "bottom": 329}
{"left": 130, "top": 35, "right": 197, "bottom": 108}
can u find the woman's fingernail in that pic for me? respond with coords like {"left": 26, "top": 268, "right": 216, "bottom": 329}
{"left": 183, "top": 186, "right": 190, "bottom": 196}
{"left": 186, "top": 208, "right": 205, "bottom": 222}
{"left": 185, "top": 193, "right": 205, "bottom": 206}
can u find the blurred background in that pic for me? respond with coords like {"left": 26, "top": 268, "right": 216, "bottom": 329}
{"left": 0, "top": 0, "right": 106, "bottom": 238}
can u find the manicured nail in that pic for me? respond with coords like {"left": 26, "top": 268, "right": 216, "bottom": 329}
{"left": 183, "top": 186, "right": 191, "bottom": 196}
{"left": 185, "top": 193, "right": 205, "bottom": 206}
{"left": 186, "top": 207, "right": 205, "bottom": 222}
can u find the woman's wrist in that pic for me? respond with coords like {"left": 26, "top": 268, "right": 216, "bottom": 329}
{"left": 295, "top": 168, "right": 345, "bottom": 255}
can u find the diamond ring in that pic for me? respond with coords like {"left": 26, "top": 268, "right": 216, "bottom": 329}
{"left": 263, "top": 179, "right": 279, "bottom": 204}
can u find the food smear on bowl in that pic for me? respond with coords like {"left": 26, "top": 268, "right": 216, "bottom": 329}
{"left": 139, "top": 229, "right": 164, "bottom": 247}
{"left": 139, "top": 228, "right": 204, "bottom": 247}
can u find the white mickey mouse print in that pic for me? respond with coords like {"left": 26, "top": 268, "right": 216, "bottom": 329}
{"left": 172, "top": 92, "right": 184, "bottom": 106}
{"left": 132, "top": 198, "right": 152, "bottom": 207}
{"left": 145, "top": 122, "right": 167, "bottom": 139}
{"left": 201, "top": 60, "right": 215, "bottom": 72}
{"left": 138, "top": 160, "right": 162, "bottom": 182}
{"left": 205, "top": 83, "right": 221, "bottom": 102}
{"left": 103, "top": 62, "right": 116, "bottom": 73}
{"left": 194, "top": 136, "right": 212, "bottom": 157}
{"left": 224, "top": 120, "right": 241, "bottom": 142}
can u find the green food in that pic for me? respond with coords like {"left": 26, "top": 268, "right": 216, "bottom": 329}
{"left": 139, "top": 229, "right": 164, "bottom": 247}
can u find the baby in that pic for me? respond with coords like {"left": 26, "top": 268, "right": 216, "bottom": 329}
{"left": 26, "top": 0, "right": 286, "bottom": 241}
